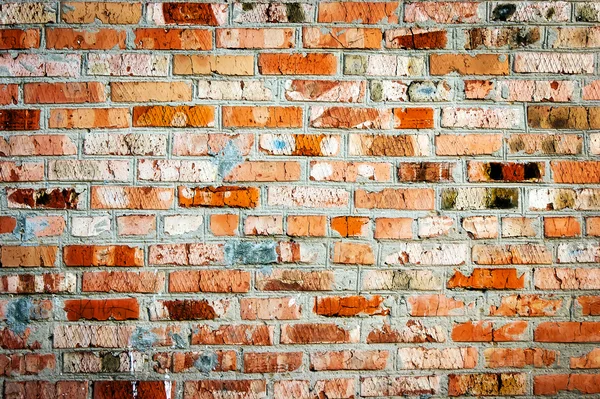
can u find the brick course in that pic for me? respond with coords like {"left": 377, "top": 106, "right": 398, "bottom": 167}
{"left": 1, "top": 1, "right": 599, "bottom": 397}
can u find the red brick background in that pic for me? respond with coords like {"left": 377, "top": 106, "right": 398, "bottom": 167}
{"left": 1, "top": 1, "right": 600, "bottom": 397}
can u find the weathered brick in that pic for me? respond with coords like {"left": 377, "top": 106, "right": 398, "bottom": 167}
{"left": 61, "top": 2, "right": 141, "bottom": 24}
{"left": 134, "top": 28, "right": 211, "bottom": 50}
{"left": 259, "top": 53, "right": 337, "bottom": 75}
{"left": 46, "top": 27, "right": 125, "bottom": 50}
{"left": 465, "top": 27, "right": 541, "bottom": 49}
{"left": 88, "top": 54, "right": 168, "bottom": 76}
{"left": 148, "top": 3, "right": 228, "bottom": 26}
{"left": 218, "top": 28, "right": 294, "bottom": 49}
{"left": 303, "top": 27, "right": 382, "bottom": 49}
{"left": 405, "top": 2, "right": 482, "bottom": 23}
{"left": 49, "top": 108, "right": 129, "bottom": 129}
{"left": 431, "top": 54, "right": 509, "bottom": 75}
{"left": 0, "top": 29, "right": 40, "bottom": 49}
{"left": 174, "top": 55, "right": 254, "bottom": 75}
{"left": 514, "top": 53, "right": 595, "bottom": 74}
{"left": 318, "top": 2, "right": 399, "bottom": 24}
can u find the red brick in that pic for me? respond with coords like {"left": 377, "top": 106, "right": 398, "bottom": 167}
{"left": 64, "top": 298, "right": 139, "bottom": 321}
{"left": 535, "top": 322, "right": 600, "bottom": 342}
{"left": 24, "top": 82, "right": 105, "bottom": 104}
{"left": 4, "top": 381, "right": 88, "bottom": 399}
{"left": 169, "top": 270, "right": 250, "bottom": 293}
{"left": 310, "top": 350, "right": 388, "bottom": 371}
{"left": 0, "top": 109, "right": 40, "bottom": 131}
{"left": 63, "top": 245, "right": 143, "bottom": 267}
{"left": 0, "top": 29, "right": 40, "bottom": 49}
{"left": 1, "top": 246, "right": 57, "bottom": 268}
{"left": 0, "top": 84, "right": 18, "bottom": 105}
{"left": 46, "top": 27, "right": 126, "bottom": 49}
{"left": 192, "top": 325, "right": 273, "bottom": 346}
{"left": 134, "top": 28, "right": 211, "bottom": 50}
{"left": 535, "top": 374, "right": 600, "bottom": 395}
{"left": 243, "top": 352, "right": 302, "bottom": 373}
{"left": 179, "top": 186, "right": 259, "bottom": 208}
{"left": 94, "top": 381, "right": 175, "bottom": 399}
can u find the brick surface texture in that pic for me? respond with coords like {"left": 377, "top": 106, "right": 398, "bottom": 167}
{"left": 1, "top": 0, "right": 600, "bottom": 398}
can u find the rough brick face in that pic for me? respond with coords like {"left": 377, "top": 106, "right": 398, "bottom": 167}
{"left": 0, "top": 1, "right": 597, "bottom": 397}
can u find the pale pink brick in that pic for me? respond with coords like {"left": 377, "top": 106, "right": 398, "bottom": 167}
{"left": 87, "top": 53, "right": 169, "bottom": 76}
{"left": 117, "top": 215, "right": 156, "bottom": 236}
{"left": 418, "top": 216, "right": 454, "bottom": 238}
{"left": 240, "top": 297, "right": 301, "bottom": 320}
{"left": 441, "top": 107, "right": 524, "bottom": 129}
{"left": 197, "top": 80, "right": 272, "bottom": 101}
{"left": 172, "top": 133, "right": 253, "bottom": 156}
{"left": 0, "top": 161, "right": 44, "bottom": 181}
{"left": 465, "top": 80, "right": 574, "bottom": 102}
{"left": 24, "top": 216, "right": 65, "bottom": 238}
{"left": 285, "top": 80, "right": 365, "bottom": 103}
{"left": 463, "top": 216, "right": 499, "bottom": 239}
{"left": 268, "top": 186, "right": 349, "bottom": 208}
{"left": 583, "top": 81, "right": 600, "bottom": 100}
{"left": 404, "top": 2, "right": 483, "bottom": 23}
{"left": 514, "top": 53, "right": 595, "bottom": 74}
{"left": 0, "top": 54, "right": 80, "bottom": 77}
{"left": 71, "top": 216, "right": 111, "bottom": 237}
{"left": 310, "top": 161, "right": 391, "bottom": 182}
{"left": 345, "top": 54, "right": 425, "bottom": 76}
{"left": 138, "top": 160, "right": 217, "bottom": 182}
{"left": 244, "top": 215, "right": 283, "bottom": 236}
{"left": 163, "top": 215, "right": 204, "bottom": 236}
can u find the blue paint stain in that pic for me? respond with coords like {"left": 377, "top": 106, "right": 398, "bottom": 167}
{"left": 194, "top": 352, "right": 218, "bottom": 372}
{"left": 212, "top": 140, "right": 243, "bottom": 177}
{"left": 130, "top": 327, "right": 158, "bottom": 350}
{"left": 6, "top": 298, "right": 32, "bottom": 334}
{"left": 273, "top": 138, "right": 287, "bottom": 150}
{"left": 169, "top": 332, "right": 187, "bottom": 349}
{"left": 224, "top": 241, "right": 278, "bottom": 265}
{"left": 23, "top": 217, "right": 49, "bottom": 241}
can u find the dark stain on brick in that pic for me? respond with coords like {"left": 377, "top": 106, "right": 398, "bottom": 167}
{"left": 101, "top": 353, "right": 120, "bottom": 372}
{"left": 486, "top": 188, "right": 519, "bottom": 209}
{"left": 8, "top": 188, "right": 80, "bottom": 209}
{"left": 162, "top": 3, "right": 221, "bottom": 25}
{"left": 492, "top": 4, "right": 517, "bottom": 21}
{"left": 162, "top": 299, "right": 217, "bottom": 320}
{"left": 286, "top": 3, "right": 305, "bottom": 22}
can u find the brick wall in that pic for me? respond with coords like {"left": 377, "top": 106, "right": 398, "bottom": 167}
{"left": 1, "top": 1, "right": 600, "bottom": 397}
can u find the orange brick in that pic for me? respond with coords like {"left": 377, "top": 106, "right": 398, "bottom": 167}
{"left": 222, "top": 106, "right": 302, "bottom": 128}
{"left": 217, "top": 28, "right": 294, "bottom": 49}
{"left": 24, "top": 82, "right": 105, "bottom": 104}
{"left": 49, "top": 108, "right": 129, "bottom": 129}
{"left": 258, "top": 53, "right": 337, "bottom": 75}
{"left": 287, "top": 215, "right": 327, "bottom": 237}
{"left": 210, "top": 214, "right": 239, "bottom": 236}
{"left": 544, "top": 217, "right": 581, "bottom": 238}
{"left": 46, "top": 28, "right": 126, "bottom": 50}
{"left": 430, "top": 54, "right": 509, "bottom": 75}
{"left": 0, "top": 29, "right": 40, "bottom": 49}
